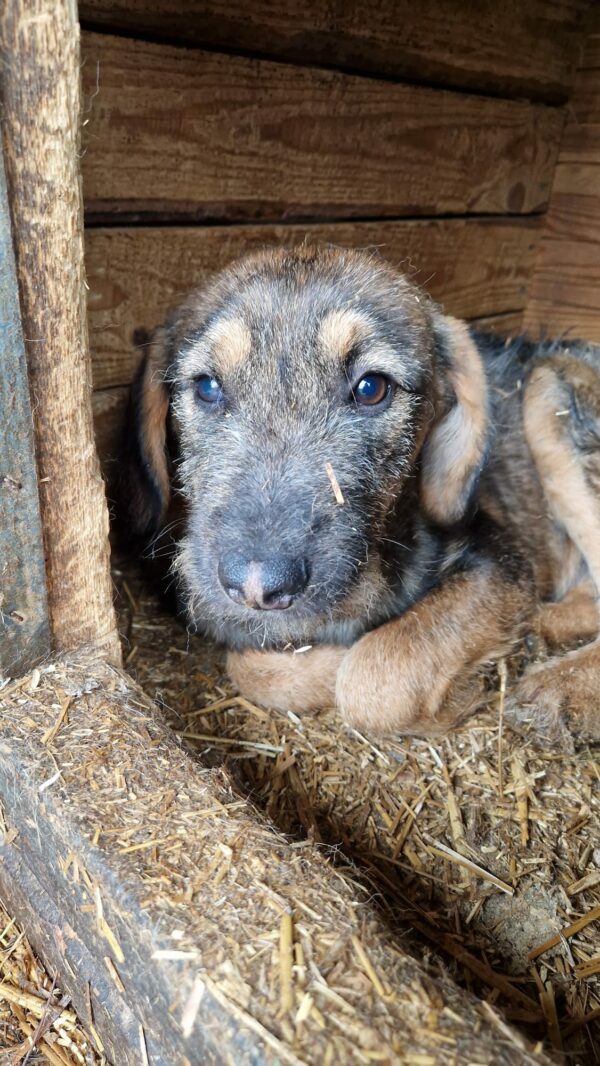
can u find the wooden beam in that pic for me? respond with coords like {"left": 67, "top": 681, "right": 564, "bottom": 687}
{"left": 524, "top": 23, "right": 600, "bottom": 342}
{"left": 0, "top": 0, "right": 120, "bottom": 664}
{"left": 469, "top": 311, "right": 524, "bottom": 337}
{"left": 86, "top": 217, "right": 540, "bottom": 390}
{"left": 78, "top": 0, "right": 591, "bottom": 103}
{"left": 0, "top": 148, "right": 50, "bottom": 676}
{"left": 0, "top": 657, "right": 552, "bottom": 1065}
{"left": 79, "top": 33, "right": 564, "bottom": 223}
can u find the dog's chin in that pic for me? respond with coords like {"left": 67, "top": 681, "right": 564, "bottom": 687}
{"left": 184, "top": 589, "right": 341, "bottom": 650}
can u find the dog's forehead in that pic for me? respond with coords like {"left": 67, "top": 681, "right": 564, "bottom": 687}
{"left": 174, "top": 250, "right": 432, "bottom": 381}
{"left": 240, "top": 273, "right": 377, "bottom": 360}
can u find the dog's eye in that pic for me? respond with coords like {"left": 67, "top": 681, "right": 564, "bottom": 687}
{"left": 195, "top": 375, "right": 223, "bottom": 405}
{"left": 353, "top": 373, "right": 391, "bottom": 407}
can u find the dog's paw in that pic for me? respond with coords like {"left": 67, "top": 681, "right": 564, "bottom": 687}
{"left": 226, "top": 645, "right": 345, "bottom": 715}
{"left": 508, "top": 655, "right": 600, "bottom": 745}
{"left": 504, "top": 693, "right": 576, "bottom": 752}
{"left": 336, "top": 622, "right": 490, "bottom": 737}
{"left": 335, "top": 631, "right": 472, "bottom": 736}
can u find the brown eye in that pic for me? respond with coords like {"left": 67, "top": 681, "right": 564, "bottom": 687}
{"left": 353, "top": 373, "right": 391, "bottom": 407}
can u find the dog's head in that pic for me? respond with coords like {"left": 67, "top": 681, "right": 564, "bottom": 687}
{"left": 123, "top": 246, "right": 488, "bottom": 648}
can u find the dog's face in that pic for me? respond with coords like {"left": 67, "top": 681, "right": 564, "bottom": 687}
{"left": 124, "top": 247, "right": 488, "bottom": 649}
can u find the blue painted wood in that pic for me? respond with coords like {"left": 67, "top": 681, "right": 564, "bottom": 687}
{"left": 0, "top": 147, "right": 50, "bottom": 675}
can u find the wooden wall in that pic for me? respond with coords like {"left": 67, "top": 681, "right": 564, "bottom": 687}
{"left": 77, "top": 1, "right": 593, "bottom": 463}
{"left": 524, "top": 17, "right": 600, "bottom": 342}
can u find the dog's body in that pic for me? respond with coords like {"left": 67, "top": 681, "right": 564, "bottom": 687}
{"left": 121, "top": 246, "right": 600, "bottom": 738}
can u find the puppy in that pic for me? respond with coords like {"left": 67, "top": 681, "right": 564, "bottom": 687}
{"left": 120, "top": 246, "right": 600, "bottom": 738}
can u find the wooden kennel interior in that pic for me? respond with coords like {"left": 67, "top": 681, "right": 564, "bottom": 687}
{"left": 1, "top": 1, "right": 599, "bottom": 1062}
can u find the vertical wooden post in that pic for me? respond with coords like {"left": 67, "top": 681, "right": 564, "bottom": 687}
{"left": 0, "top": 0, "right": 121, "bottom": 664}
{"left": 0, "top": 149, "right": 50, "bottom": 676}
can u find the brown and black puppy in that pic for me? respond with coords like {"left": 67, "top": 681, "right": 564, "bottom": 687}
{"left": 121, "top": 246, "right": 600, "bottom": 739}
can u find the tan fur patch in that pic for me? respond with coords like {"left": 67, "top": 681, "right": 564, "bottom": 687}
{"left": 514, "top": 638, "right": 600, "bottom": 739}
{"left": 336, "top": 566, "right": 532, "bottom": 735}
{"left": 210, "top": 317, "right": 252, "bottom": 374}
{"left": 227, "top": 645, "right": 346, "bottom": 714}
{"left": 524, "top": 365, "right": 600, "bottom": 596}
{"left": 421, "top": 316, "right": 488, "bottom": 525}
{"left": 318, "top": 308, "right": 372, "bottom": 361}
{"left": 537, "top": 583, "right": 599, "bottom": 647}
{"left": 177, "top": 316, "right": 252, "bottom": 380}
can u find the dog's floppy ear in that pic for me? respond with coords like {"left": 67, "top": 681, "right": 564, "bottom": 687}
{"left": 420, "top": 315, "right": 489, "bottom": 526}
{"left": 120, "top": 325, "right": 172, "bottom": 539}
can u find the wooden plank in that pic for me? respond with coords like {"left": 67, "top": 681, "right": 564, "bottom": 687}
{"left": 470, "top": 311, "right": 524, "bottom": 337}
{"left": 524, "top": 22, "right": 600, "bottom": 342}
{"left": 1, "top": 1, "right": 120, "bottom": 664}
{"left": 582, "top": 31, "right": 600, "bottom": 70}
{"left": 0, "top": 657, "right": 552, "bottom": 1066}
{"left": 80, "top": 32, "right": 564, "bottom": 223}
{"left": 523, "top": 236, "right": 600, "bottom": 341}
{"left": 86, "top": 218, "right": 540, "bottom": 390}
{"left": 78, "top": 0, "right": 591, "bottom": 103}
{"left": 0, "top": 147, "right": 50, "bottom": 676}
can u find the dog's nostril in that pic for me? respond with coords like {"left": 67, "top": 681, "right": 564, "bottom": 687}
{"left": 218, "top": 553, "right": 309, "bottom": 610}
{"left": 217, "top": 553, "right": 250, "bottom": 603}
{"left": 261, "top": 557, "right": 309, "bottom": 608}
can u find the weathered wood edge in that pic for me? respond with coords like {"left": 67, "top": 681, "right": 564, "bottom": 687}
{"left": 0, "top": 846, "right": 263, "bottom": 1066}
{"left": 0, "top": 147, "right": 50, "bottom": 676}
{"left": 0, "top": 690, "right": 288, "bottom": 1064}
{"left": 523, "top": 15, "right": 600, "bottom": 345}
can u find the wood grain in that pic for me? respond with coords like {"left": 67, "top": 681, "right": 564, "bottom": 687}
{"left": 1, "top": 1, "right": 120, "bottom": 664}
{"left": 86, "top": 218, "right": 540, "bottom": 390}
{"left": 469, "top": 311, "right": 524, "bottom": 336}
{"left": 0, "top": 149, "right": 50, "bottom": 675}
{"left": 524, "top": 24, "right": 600, "bottom": 342}
{"left": 80, "top": 33, "right": 564, "bottom": 222}
{"left": 78, "top": 0, "right": 591, "bottom": 103}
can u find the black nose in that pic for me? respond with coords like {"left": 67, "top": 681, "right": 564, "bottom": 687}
{"left": 218, "top": 553, "right": 309, "bottom": 610}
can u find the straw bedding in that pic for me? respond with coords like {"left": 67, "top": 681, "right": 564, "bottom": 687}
{"left": 0, "top": 555, "right": 598, "bottom": 1064}
{"left": 115, "top": 560, "right": 600, "bottom": 1061}
{"left": 0, "top": 896, "right": 104, "bottom": 1065}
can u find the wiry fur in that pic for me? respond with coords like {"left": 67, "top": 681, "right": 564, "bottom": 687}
{"left": 120, "top": 246, "right": 600, "bottom": 739}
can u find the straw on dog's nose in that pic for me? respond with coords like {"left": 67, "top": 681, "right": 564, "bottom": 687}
{"left": 218, "top": 553, "right": 309, "bottom": 610}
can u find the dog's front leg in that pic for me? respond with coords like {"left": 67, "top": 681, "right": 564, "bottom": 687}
{"left": 227, "top": 644, "right": 347, "bottom": 714}
{"left": 336, "top": 564, "right": 533, "bottom": 736}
